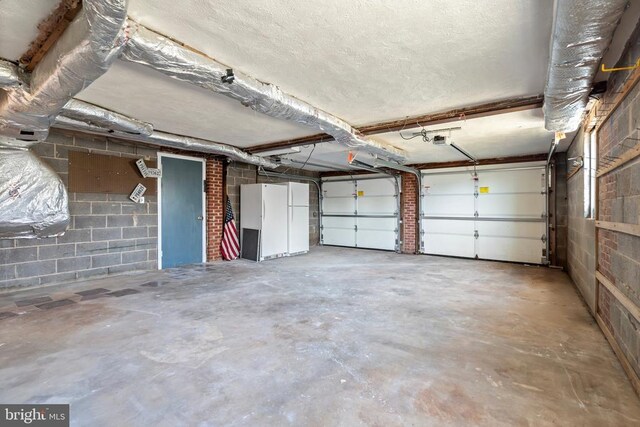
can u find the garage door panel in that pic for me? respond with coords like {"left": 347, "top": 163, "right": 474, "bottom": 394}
{"left": 424, "top": 195, "right": 474, "bottom": 216}
{"left": 476, "top": 221, "right": 545, "bottom": 264}
{"left": 358, "top": 196, "right": 396, "bottom": 215}
{"left": 323, "top": 197, "right": 356, "bottom": 215}
{"left": 357, "top": 218, "right": 397, "bottom": 250}
{"left": 477, "top": 169, "right": 544, "bottom": 193}
{"left": 357, "top": 179, "right": 396, "bottom": 196}
{"left": 423, "top": 219, "right": 475, "bottom": 258}
{"left": 423, "top": 173, "right": 474, "bottom": 194}
{"left": 323, "top": 181, "right": 355, "bottom": 197}
{"left": 478, "top": 193, "right": 545, "bottom": 218}
{"left": 322, "top": 216, "right": 356, "bottom": 247}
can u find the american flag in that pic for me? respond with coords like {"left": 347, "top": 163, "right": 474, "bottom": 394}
{"left": 220, "top": 197, "right": 240, "bottom": 260}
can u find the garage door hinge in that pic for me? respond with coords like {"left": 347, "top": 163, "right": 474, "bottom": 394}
{"left": 474, "top": 211, "right": 479, "bottom": 218}
{"left": 541, "top": 234, "right": 547, "bottom": 243}
{"left": 474, "top": 191, "right": 479, "bottom": 198}
{"left": 354, "top": 225, "right": 358, "bottom": 231}
{"left": 474, "top": 230, "right": 479, "bottom": 239}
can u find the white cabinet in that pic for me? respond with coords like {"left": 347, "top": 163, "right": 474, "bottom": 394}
{"left": 240, "top": 184, "right": 288, "bottom": 261}
{"left": 286, "top": 182, "right": 309, "bottom": 255}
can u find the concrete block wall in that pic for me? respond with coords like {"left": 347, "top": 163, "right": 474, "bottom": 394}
{"left": 0, "top": 130, "right": 158, "bottom": 289}
{"left": 226, "top": 162, "right": 321, "bottom": 246}
{"left": 567, "top": 127, "right": 597, "bottom": 312}
{"left": 0, "top": 130, "right": 226, "bottom": 290}
{"left": 595, "top": 75, "right": 640, "bottom": 379}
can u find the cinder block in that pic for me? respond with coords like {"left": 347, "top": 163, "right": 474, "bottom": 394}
{"left": 74, "top": 215, "right": 107, "bottom": 229}
{"left": 122, "top": 250, "right": 147, "bottom": 264}
{"left": 57, "top": 229, "right": 91, "bottom": 244}
{"left": 16, "top": 260, "right": 56, "bottom": 278}
{"left": 40, "top": 272, "right": 77, "bottom": 285}
{"left": 122, "top": 203, "right": 147, "bottom": 215}
{"left": 148, "top": 226, "right": 158, "bottom": 237}
{"left": 38, "top": 243, "right": 76, "bottom": 260}
{"left": 107, "top": 194, "right": 131, "bottom": 202}
{"left": 0, "top": 264, "right": 16, "bottom": 281}
{"left": 0, "top": 240, "right": 15, "bottom": 249}
{"left": 69, "top": 201, "right": 91, "bottom": 215}
{"left": 135, "top": 237, "right": 156, "bottom": 251}
{"left": 108, "top": 260, "right": 154, "bottom": 274}
{"left": 92, "top": 228, "right": 122, "bottom": 241}
{"left": 0, "top": 277, "right": 40, "bottom": 289}
{"left": 107, "top": 215, "right": 134, "bottom": 227}
{"left": 92, "top": 202, "right": 122, "bottom": 215}
{"left": 57, "top": 256, "right": 91, "bottom": 273}
{"left": 91, "top": 253, "right": 122, "bottom": 268}
{"left": 123, "top": 227, "right": 148, "bottom": 239}
{"left": 74, "top": 136, "right": 107, "bottom": 151}
{"left": 108, "top": 240, "right": 136, "bottom": 253}
{"left": 76, "top": 242, "right": 109, "bottom": 256}
{"left": 31, "top": 142, "right": 55, "bottom": 158}
{"left": 41, "top": 158, "right": 68, "bottom": 174}
{"left": 133, "top": 214, "right": 157, "bottom": 227}
{"left": 76, "top": 267, "right": 108, "bottom": 279}
{"left": 16, "top": 237, "right": 57, "bottom": 247}
{"left": 0, "top": 247, "right": 37, "bottom": 264}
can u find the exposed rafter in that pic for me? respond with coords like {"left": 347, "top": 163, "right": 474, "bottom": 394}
{"left": 247, "top": 95, "right": 544, "bottom": 153}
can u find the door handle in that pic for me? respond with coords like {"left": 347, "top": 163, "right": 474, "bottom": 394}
{"left": 262, "top": 201, "right": 265, "bottom": 220}
{"left": 197, "top": 215, "right": 203, "bottom": 220}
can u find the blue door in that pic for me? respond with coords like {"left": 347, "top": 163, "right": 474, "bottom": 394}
{"left": 160, "top": 156, "right": 204, "bottom": 268}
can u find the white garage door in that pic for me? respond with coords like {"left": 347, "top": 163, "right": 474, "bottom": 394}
{"left": 421, "top": 162, "right": 547, "bottom": 264}
{"left": 321, "top": 176, "right": 399, "bottom": 251}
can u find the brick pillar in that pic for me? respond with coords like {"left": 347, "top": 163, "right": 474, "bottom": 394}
{"left": 401, "top": 172, "right": 418, "bottom": 254}
{"left": 206, "top": 158, "right": 224, "bottom": 261}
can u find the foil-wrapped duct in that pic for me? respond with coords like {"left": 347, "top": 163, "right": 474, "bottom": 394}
{"left": 544, "top": 0, "right": 628, "bottom": 132}
{"left": 0, "top": 147, "right": 69, "bottom": 238}
{"left": 61, "top": 99, "right": 154, "bottom": 135}
{"left": 0, "top": 60, "right": 23, "bottom": 88}
{"left": 54, "top": 116, "right": 279, "bottom": 169}
{"left": 122, "top": 23, "right": 407, "bottom": 164}
{"left": 0, "top": 0, "right": 129, "bottom": 144}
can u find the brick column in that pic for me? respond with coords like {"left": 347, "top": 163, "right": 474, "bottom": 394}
{"left": 401, "top": 172, "right": 418, "bottom": 254}
{"left": 206, "top": 158, "right": 225, "bottom": 261}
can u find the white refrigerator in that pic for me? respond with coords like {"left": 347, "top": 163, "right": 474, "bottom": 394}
{"left": 286, "top": 182, "right": 309, "bottom": 255}
{"left": 240, "top": 184, "right": 288, "bottom": 261}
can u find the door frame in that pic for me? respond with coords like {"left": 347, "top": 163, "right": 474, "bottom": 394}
{"left": 157, "top": 152, "right": 207, "bottom": 269}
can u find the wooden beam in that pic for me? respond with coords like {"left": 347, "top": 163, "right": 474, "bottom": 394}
{"left": 596, "top": 220, "right": 640, "bottom": 237}
{"left": 596, "top": 313, "right": 640, "bottom": 397}
{"left": 359, "top": 95, "right": 544, "bottom": 135}
{"left": 410, "top": 153, "right": 547, "bottom": 171}
{"left": 19, "top": 0, "right": 82, "bottom": 71}
{"left": 596, "top": 271, "right": 640, "bottom": 324}
{"left": 247, "top": 95, "right": 544, "bottom": 153}
{"left": 596, "top": 143, "right": 640, "bottom": 177}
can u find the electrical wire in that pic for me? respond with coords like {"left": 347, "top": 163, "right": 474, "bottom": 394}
{"left": 298, "top": 144, "right": 316, "bottom": 170}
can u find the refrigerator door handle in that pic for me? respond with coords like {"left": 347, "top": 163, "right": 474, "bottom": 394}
{"left": 262, "top": 200, "right": 266, "bottom": 220}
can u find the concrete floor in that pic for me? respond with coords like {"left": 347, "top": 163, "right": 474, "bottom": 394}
{"left": 0, "top": 247, "right": 638, "bottom": 426}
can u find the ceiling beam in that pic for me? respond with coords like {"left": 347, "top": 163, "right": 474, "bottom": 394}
{"left": 319, "top": 153, "right": 548, "bottom": 177}
{"left": 20, "top": 0, "right": 82, "bottom": 71}
{"left": 247, "top": 95, "right": 544, "bottom": 153}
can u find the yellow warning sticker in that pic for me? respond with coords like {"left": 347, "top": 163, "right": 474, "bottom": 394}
{"left": 357, "top": 190, "right": 365, "bottom": 197}
{"left": 479, "top": 187, "right": 490, "bottom": 194}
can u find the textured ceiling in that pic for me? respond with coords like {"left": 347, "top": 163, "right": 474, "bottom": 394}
{"left": 1, "top": 0, "right": 559, "bottom": 164}
{"left": 127, "top": 0, "right": 553, "bottom": 125}
{"left": 0, "top": 0, "right": 59, "bottom": 61}
{"left": 76, "top": 62, "right": 318, "bottom": 147}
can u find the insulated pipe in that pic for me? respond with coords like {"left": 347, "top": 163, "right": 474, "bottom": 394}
{"left": 0, "top": 60, "right": 22, "bottom": 88}
{"left": 53, "top": 116, "right": 278, "bottom": 169}
{"left": 0, "top": 0, "right": 129, "bottom": 145}
{"left": 121, "top": 22, "right": 407, "bottom": 164}
{"left": 543, "top": 0, "right": 628, "bottom": 132}
{"left": 61, "top": 99, "right": 154, "bottom": 136}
